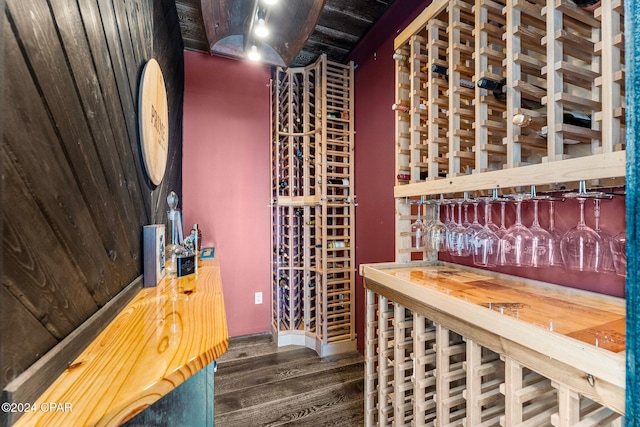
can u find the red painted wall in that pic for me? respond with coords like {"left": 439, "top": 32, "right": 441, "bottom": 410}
{"left": 182, "top": 51, "right": 272, "bottom": 337}
{"left": 348, "top": 1, "right": 432, "bottom": 354}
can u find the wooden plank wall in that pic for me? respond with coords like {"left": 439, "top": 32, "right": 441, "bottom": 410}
{"left": 0, "top": 0, "right": 184, "bottom": 392}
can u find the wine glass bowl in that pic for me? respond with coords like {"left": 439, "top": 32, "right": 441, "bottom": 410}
{"left": 610, "top": 231, "right": 626, "bottom": 277}
{"left": 428, "top": 201, "right": 447, "bottom": 252}
{"left": 560, "top": 197, "right": 601, "bottom": 272}
{"left": 501, "top": 195, "right": 534, "bottom": 267}
{"left": 529, "top": 198, "right": 554, "bottom": 268}
{"left": 472, "top": 200, "right": 500, "bottom": 267}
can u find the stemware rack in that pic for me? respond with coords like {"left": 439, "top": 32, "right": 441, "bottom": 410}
{"left": 394, "top": 0, "right": 626, "bottom": 261}
{"left": 270, "top": 55, "right": 356, "bottom": 356}
{"left": 363, "top": 0, "right": 628, "bottom": 425}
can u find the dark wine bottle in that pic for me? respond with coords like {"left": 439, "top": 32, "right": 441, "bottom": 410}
{"left": 327, "top": 178, "right": 349, "bottom": 185}
{"left": 570, "top": 0, "right": 600, "bottom": 11}
{"left": 513, "top": 112, "right": 592, "bottom": 131}
{"left": 431, "top": 64, "right": 474, "bottom": 89}
{"left": 279, "top": 179, "right": 288, "bottom": 189}
{"left": 477, "top": 78, "right": 544, "bottom": 110}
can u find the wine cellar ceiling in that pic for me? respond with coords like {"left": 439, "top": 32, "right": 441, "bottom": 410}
{"left": 174, "top": 0, "right": 395, "bottom": 67}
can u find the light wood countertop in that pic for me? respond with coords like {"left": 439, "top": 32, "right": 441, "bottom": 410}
{"left": 361, "top": 261, "right": 625, "bottom": 398}
{"left": 14, "top": 258, "right": 228, "bottom": 427}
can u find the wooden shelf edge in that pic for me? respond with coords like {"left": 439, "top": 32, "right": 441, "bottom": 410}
{"left": 394, "top": 0, "right": 450, "bottom": 50}
{"left": 361, "top": 261, "right": 625, "bottom": 392}
{"left": 394, "top": 150, "right": 626, "bottom": 197}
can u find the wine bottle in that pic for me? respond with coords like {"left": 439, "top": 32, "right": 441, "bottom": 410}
{"left": 279, "top": 179, "right": 288, "bottom": 189}
{"left": 397, "top": 173, "right": 411, "bottom": 181}
{"left": 512, "top": 113, "right": 546, "bottom": 131}
{"left": 328, "top": 240, "right": 349, "bottom": 249}
{"left": 393, "top": 52, "right": 408, "bottom": 62}
{"left": 431, "top": 64, "right": 474, "bottom": 89}
{"left": 570, "top": 0, "right": 600, "bottom": 11}
{"left": 392, "top": 103, "right": 410, "bottom": 113}
{"left": 513, "top": 112, "right": 592, "bottom": 131}
{"left": 327, "top": 178, "right": 349, "bottom": 185}
{"left": 477, "top": 78, "right": 544, "bottom": 110}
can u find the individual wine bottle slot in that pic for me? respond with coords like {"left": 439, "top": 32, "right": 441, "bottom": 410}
{"left": 392, "top": 103, "right": 426, "bottom": 112}
{"left": 513, "top": 113, "right": 592, "bottom": 131}
{"left": 328, "top": 240, "right": 350, "bottom": 249}
{"left": 512, "top": 114, "right": 546, "bottom": 131}
{"left": 327, "top": 178, "right": 349, "bottom": 185}
{"left": 477, "top": 78, "right": 544, "bottom": 110}
{"left": 570, "top": 0, "right": 600, "bottom": 11}
{"left": 295, "top": 149, "right": 303, "bottom": 160}
{"left": 397, "top": 173, "right": 411, "bottom": 181}
{"left": 294, "top": 208, "right": 303, "bottom": 216}
{"left": 393, "top": 52, "right": 408, "bottom": 62}
{"left": 430, "top": 64, "right": 474, "bottom": 89}
{"left": 392, "top": 103, "right": 410, "bottom": 113}
{"left": 279, "top": 179, "right": 288, "bottom": 189}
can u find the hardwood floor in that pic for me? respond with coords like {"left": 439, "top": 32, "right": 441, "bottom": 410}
{"left": 214, "top": 333, "right": 364, "bottom": 426}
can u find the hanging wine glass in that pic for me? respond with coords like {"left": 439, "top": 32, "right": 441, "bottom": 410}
{"left": 593, "top": 199, "right": 615, "bottom": 273}
{"left": 444, "top": 201, "right": 457, "bottom": 253}
{"left": 411, "top": 198, "right": 427, "bottom": 250}
{"left": 429, "top": 197, "right": 447, "bottom": 252}
{"left": 501, "top": 194, "right": 534, "bottom": 267}
{"left": 449, "top": 198, "right": 471, "bottom": 257}
{"left": 547, "top": 200, "right": 564, "bottom": 267}
{"left": 464, "top": 199, "right": 485, "bottom": 250}
{"left": 560, "top": 182, "right": 601, "bottom": 271}
{"left": 529, "top": 197, "right": 553, "bottom": 268}
{"left": 472, "top": 200, "right": 500, "bottom": 267}
{"left": 610, "top": 230, "right": 626, "bottom": 277}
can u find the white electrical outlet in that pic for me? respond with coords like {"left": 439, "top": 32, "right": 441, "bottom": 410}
{"left": 255, "top": 292, "right": 263, "bottom": 304}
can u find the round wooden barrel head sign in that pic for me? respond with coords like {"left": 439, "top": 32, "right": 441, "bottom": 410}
{"left": 139, "top": 58, "right": 169, "bottom": 186}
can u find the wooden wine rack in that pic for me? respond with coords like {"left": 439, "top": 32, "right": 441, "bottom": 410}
{"left": 369, "top": 1, "right": 628, "bottom": 422}
{"left": 393, "top": 0, "right": 627, "bottom": 262}
{"left": 270, "top": 55, "right": 356, "bottom": 356}
{"left": 362, "top": 262, "right": 625, "bottom": 427}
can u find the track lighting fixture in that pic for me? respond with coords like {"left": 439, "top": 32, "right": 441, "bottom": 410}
{"left": 248, "top": 44, "right": 261, "bottom": 61}
{"left": 255, "top": 9, "right": 269, "bottom": 38}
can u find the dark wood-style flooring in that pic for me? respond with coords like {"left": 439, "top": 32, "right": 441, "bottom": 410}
{"left": 214, "top": 334, "right": 364, "bottom": 426}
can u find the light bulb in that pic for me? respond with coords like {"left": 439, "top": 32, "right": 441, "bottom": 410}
{"left": 263, "top": 0, "right": 278, "bottom": 4}
{"left": 248, "top": 44, "right": 261, "bottom": 61}
{"left": 255, "top": 18, "right": 269, "bottom": 38}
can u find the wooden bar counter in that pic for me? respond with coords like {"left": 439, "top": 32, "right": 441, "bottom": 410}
{"left": 361, "top": 261, "right": 626, "bottom": 424}
{"left": 14, "top": 258, "right": 228, "bottom": 427}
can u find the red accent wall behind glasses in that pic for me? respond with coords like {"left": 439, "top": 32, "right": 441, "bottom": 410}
{"left": 182, "top": 51, "right": 272, "bottom": 337}
{"left": 348, "top": 1, "right": 432, "bottom": 354}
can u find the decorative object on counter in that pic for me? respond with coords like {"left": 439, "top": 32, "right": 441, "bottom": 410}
{"left": 200, "top": 247, "right": 215, "bottom": 259}
{"left": 138, "top": 58, "right": 169, "bottom": 186}
{"left": 165, "top": 191, "right": 186, "bottom": 274}
{"left": 143, "top": 224, "right": 166, "bottom": 287}
{"left": 176, "top": 254, "right": 196, "bottom": 277}
{"left": 183, "top": 223, "right": 202, "bottom": 253}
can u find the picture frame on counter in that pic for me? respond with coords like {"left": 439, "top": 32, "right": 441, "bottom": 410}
{"left": 143, "top": 224, "right": 166, "bottom": 287}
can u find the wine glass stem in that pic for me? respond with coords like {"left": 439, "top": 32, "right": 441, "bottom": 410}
{"left": 549, "top": 201, "right": 556, "bottom": 231}
{"left": 484, "top": 203, "right": 490, "bottom": 226}
{"left": 594, "top": 199, "right": 601, "bottom": 232}
{"left": 578, "top": 198, "right": 586, "bottom": 227}
{"left": 501, "top": 202, "right": 506, "bottom": 228}
{"left": 515, "top": 200, "right": 523, "bottom": 225}
{"left": 532, "top": 200, "right": 540, "bottom": 227}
